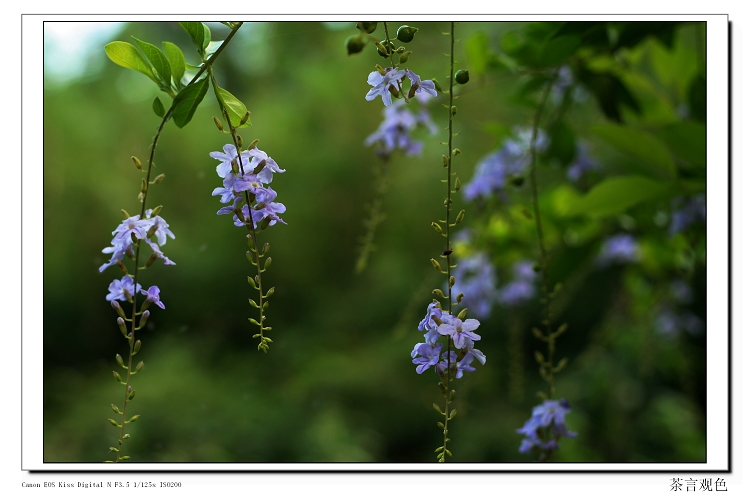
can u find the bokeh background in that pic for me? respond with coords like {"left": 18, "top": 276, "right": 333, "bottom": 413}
{"left": 43, "top": 20, "right": 707, "bottom": 463}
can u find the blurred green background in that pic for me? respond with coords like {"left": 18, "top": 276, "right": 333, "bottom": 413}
{"left": 43, "top": 21, "right": 707, "bottom": 463}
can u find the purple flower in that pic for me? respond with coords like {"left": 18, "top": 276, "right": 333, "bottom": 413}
{"left": 452, "top": 252, "right": 497, "bottom": 319}
{"left": 567, "top": 141, "right": 600, "bottom": 182}
{"left": 143, "top": 215, "right": 175, "bottom": 247}
{"left": 233, "top": 173, "right": 267, "bottom": 195}
{"left": 365, "top": 99, "right": 435, "bottom": 158}
{"left": 497, "top": 260, "right": 537, "bottom": 307}
{"left": 517, "top": 399, "right": 577, "bottom": 454}
{"left": 141, "top": 285, "right": 165, "bottom": 309}
{"left": 99, "top": 238, "right": 132, "bottom": 273}
{"left": 365, "top": 67, "right": 405, "bottom": 107}
{"left": 247, "top": 147, "right": 285, "bottom": 184}
{"left": 106, "top": 275, "right": 142, "bottom": 302}
{"left": 464, "top": 128, "right": 549, "bottom": 202}
{"left": 112, "top": 215, "right": 149, "bottom": 244}
{"left": 210, "top": 144, "right": 252, "bottom": 178}
{"left": 411, "top": 342, "right": 443, "bottom": 374}
{"left": 669, "top": 194, "right": 706, "bottom": 236}
{"left": 405, "top": 70, "right": 437, "bottom": 100}
{"left": 455, "top": 352, "right": 477, "bottom": 379}
{"left": 597, "top": 234, "right": 640, "bottom": 266}
{"left": 437, "top": 316, "right": 481, "bottom": 350}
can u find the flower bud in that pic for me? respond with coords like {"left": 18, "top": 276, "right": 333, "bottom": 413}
{"left": 248, "top": 139, "right": 259, "bottom": 150}
{"left": 430, "top": 258, "right": 443, "bottom": 272}
{"left": 111, "top": 301, "right": 126, "bottom": 319}
{"left": 375, "top": 64, "right": 386, "bottom": 76}
{"left": 265, "top": 287, "right": 275, "bottom": 298}
{"left": 252, "top": 159, "right": 268, "bottom": 175}
{"left": 431, "top": 222, "right": 443, "bottom": 234}
{"left": 455, "top": 209, "right": 465, "bottom": 224}
{"left": 115, "top": 353, "right": 125, "bottom": 368}
{"left": 141, "top": 179, "right": 147, "bottom": 193}
{"left": 128, "top": 388, "right": 136, "bottom": 400}
{"left": 145, "top": 252, "right": 159, "bottom": 268}
{"left": 128, "top": 414, "right": 140, "bottom": 423}
{"left": 236, "top": 135, "right": 244, "bottom": 149}
{"left": 131, "top": 156, "right": 142, "bottom": 170}
{"left": 399, "top": 51, "right": 412, "bottom": 64}
{"left": 135, "top": 361, "right": 144, "bottom": 373}
{"left": 345, "top": 35, "right": 366, "bottom": 55}
{"left": 213, "top": 116, "right": 224, "bottom": 131}
{"left": 431, "top": 78, "right": 443, "bottom": 92}
{"left": 108, "top": 418, "right": 120, "bottom": 427}
{"left": 133, "top": 339, "right": 142, "bottom": 355}
{"left": 451, "top": 105, "right": 457, "bottom": 116}
{"left": 376, "top": 40, "right": 394, "bottom": 58}
{"left": 240, "top": 111, "right": 251, "bottom": 126}
{"left": 456, "top": 292, "right": 464, "bottom": 304}
{"left": 449, "top": 276, "right": 456, "bottom": 287}
{"left": 113, "top": 371, "right": 123, "bottom": 383}
{"left": 356, "top": 21, "right": 377, "bottom": 34}
{"left": 139, "top": 310, "right": 150, "bottom": 328}
{"left": 455, "top": 69, "right": 470, "bottom": 84}
{"left": 117, "top": 317, "right": 127, "bottom": 335}
{"left": 264, "top": 257, "right": 272, "bottom": 270}
{"left": 396, "top": 25, "right": 418, "bottom": 43}
{"left": 457, "top": 308, "right": 467, "bottom": 320}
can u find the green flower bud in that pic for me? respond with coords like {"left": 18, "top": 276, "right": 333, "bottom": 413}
{"left": 396, "top": 25, "right": 418, "bottom": 43}
{"left": 131, "top": 156, "right": 142, "bottom": 170}
{"left": 152, "top": 173, "right": 165, "bottom": 184}
{"left": 115, "top": 353, "right": 125, "bottom": 368}
{"left": 345, "top": 35, "right": 366, "bottom": 55}
{"left": 376, "top": 40, "right": 395, "bottom": 58}
{"left": 399, "top": 50, "right": 412, "bottom": 64}
{"left": 455, "top": 69, "right": 470, "bottom": 84}
{"left": 431, "top": 78, "right": 443, "bottom": 92}
{"left": 240, "top": 111, "right": 251, "bottom": 126}
{"left": 213, "top": 116, "right": 224, "bottom": 131}
{"left": 356, "top": 22, "right": 378, "bottom": 34}
{"left": 117, "top": 317, "right": 127, "bottom": 335}
{"left": 133, "top": 340, "right": 141, "bottom": 355}
{"left": 248, "top": 138, "right": 260, "bottom": 150}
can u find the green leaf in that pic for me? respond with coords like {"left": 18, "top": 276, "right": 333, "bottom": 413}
{"left": 590, "top": 123, "right": 676, "bottom": 178}
{"left": 464, "top": 31, "right": 490, "bottom": 78}
{"left": 131, "top": 37, "right": 172, "bottom": 88}
{"left": 539, "top": 34, "right": 581, "bottom": 66}
{"left": 172, "top": 77, "right": 209, "bottom": 128}
{"left": 655, "top": 122, "right": 706, "bottom": 169}
{"left": 152, "top": 96, "right": 165, "bottom": 117}
{"left": 205, "top": 40, "right": 225, "bottom": 59}
{"left": 567, "top": 176, "right": 676, "bottom": 217}
{"left": 104, "top": 41, "right": 157, "bottom": 83}
{"left": 545, "top": 120, "right": 577, "bottom": 166}
{"left": 180, "top": 22, "right": 211, "bottom": 52}
{"left": 215, "top": 86, "right": 251, "bottom": 128}
{"left": 162, "top": 42, "right": 186, "bottom": 88}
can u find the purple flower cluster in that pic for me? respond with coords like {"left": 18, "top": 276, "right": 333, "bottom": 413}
{"left": 210, "top": 144, "right": 287, "bottom": 229}
{"left": 517, "top": 399, "right": 577, "bottom": 454}
{"left": 566, "top": 141, "right": 600, "bottom": 182}
{"left": 412, "top": 301, "right": 486, "bottom": 378}
{"left": 498, "top": 260, "right": 537, "bottom": 307}
{"left": 100, "top": 210, "right": 173, "bottom": 308}
{"left": 364, "top": 98, "right": 437, "bottom": 158}
{"left": 669, "top": 194, "right": 706, "bottom": 236}
{"left": 597, "top": 233, "right": 640, "bottom": 267}
{"left": 365, "top": 67, "right": 437, "bottom": 107}
{"left": 464, "top": 127, "right": 549, "bottom": 202}
{"left": 451, "top": 253, "right": 498, "bottom": 319}
{"left": 551, "top": 65, "right": 589, "bottom": 105}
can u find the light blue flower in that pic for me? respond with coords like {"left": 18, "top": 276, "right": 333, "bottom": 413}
{"left": 437, "top": 316, "right": 481, "bottom": 350}
{"left": 365, "top": 67, "right": 405, "bottom": 106}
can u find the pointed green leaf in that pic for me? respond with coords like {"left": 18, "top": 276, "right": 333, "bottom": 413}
{"left": 205, "top": 40, "right": 225, "bottom": 59}
{"left": 215, "top": 86, "right": 251, "bottom": 128}
{"left": 132, "top": 37, "right": 172, "bottom": 88}
{"left": 162, "top": 42, "right": 186, "bottom": 88}
{"left": 567, "top": 176, "right": 677, "bottom": 217}
{"left": 590, "top": 123, "right": 676, "bottom": 178}
{"left": 105, "top": 41, "right": 157, "bottom": 83}
{"left": 179, "top": 22, "right": 210, "bottom": 52}
{"left": 172, "top": 78, "right": 209, "bottom": 128}
{"left": 152, "top": 96, "right": 165, "bottom": 117}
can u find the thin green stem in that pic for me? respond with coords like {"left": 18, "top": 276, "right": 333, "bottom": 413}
{"left": 528, "top": 70, "right": 558, "bottom": 399}
{"left": 438, "top": 21, "right": 456, "bottom": 463}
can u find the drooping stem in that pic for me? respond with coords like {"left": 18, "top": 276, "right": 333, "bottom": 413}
{"left": 111, "top": 24, "right": 244, "bottom": 462}
{"left": 528, "top": 70, "right": 558, "bottom": 399}
{"left": 355, "top": 155, "right": 389, "bottom": 273}
{"left": 206, "top": 59, "right": 271, "bottom": 352}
